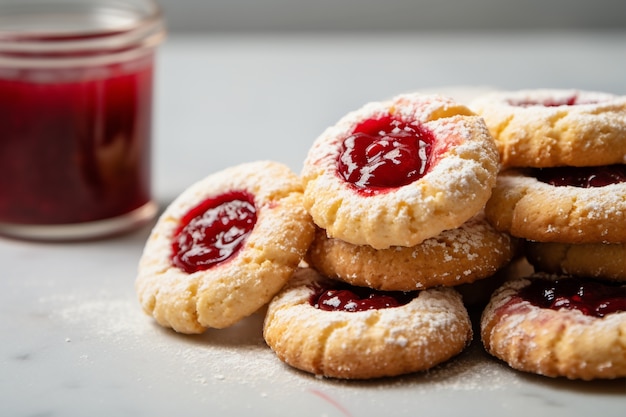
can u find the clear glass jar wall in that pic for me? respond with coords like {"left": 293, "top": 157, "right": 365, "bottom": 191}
{"left": 0, "top": 0, "right": 165, "bottom": 240}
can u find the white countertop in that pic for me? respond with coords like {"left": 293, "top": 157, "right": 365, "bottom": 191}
{"left": 2, "top": 31, "right": 625, "bottom": 417}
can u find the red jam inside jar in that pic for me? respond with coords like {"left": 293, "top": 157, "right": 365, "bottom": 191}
{"left": 0, "top": 0, "right": 164, "bottom": 239}
{"left": 171, "top": 191, "right": 257, "bottom": 274}
{"left": 518, "top": 277, "right": 626, "bottom": 318}
{"left": 337, "top": 116, "right": 434, "bottom": 195}
{"left": 310, "top": 282, "right": 417, "bottom": 312}
{"left": 0, "top": 60, "right": 154, "bottom": 225}
{"left": 534, "top": 165, "right": 626, "bottom": 188}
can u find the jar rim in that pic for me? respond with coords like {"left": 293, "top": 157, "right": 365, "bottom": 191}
{"left": 0, "top": 0, "right": 165, "bottom": 60}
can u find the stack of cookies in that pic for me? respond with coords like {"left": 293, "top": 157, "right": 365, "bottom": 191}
{"left": 472, "top": 89, "right": 626, "bottom": 281}
{"left": 135, "top": 88, "right": 625, "bottom": 382}
{"left": 263, "top": 92, "right": 519, "bottom": 379}
{"left": 300, "top": 92, "right": 516, "bottom": 292}
{"left": 470, "top": 89, "right": 626, "bottom": 380}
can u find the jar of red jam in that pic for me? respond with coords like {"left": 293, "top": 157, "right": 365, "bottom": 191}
{"left": 0, "top": 0, "right": 165, "bottom": 240}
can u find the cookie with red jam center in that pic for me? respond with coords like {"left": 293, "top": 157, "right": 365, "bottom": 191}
{"left": 484, "top": 167, "right": 626, "bottom": 244}
{"left": 263, "top": 268, "right": 472, "bottom": 379}
{"left": 481, "top": 273, "right": 626, "bottom": 380}
{"left": 302, "top": 93, "right": 500, "bottom": 249}
{"left": 470, "top": 89, "right": 626, "bottom": 168}
{"left": 136, "top": 161, "right": 315, "bottom": 334}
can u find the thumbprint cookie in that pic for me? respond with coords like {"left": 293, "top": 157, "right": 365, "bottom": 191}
{"left": 306, "top": 213, "right": 519, "bottom": 291}
{"left": 301, "top": 92, "right": 500, "bottom": 249}
{"left": 484, "top": 166, "right": 626, "bottom": 244}
{"left": 263, "top": 268, "right": 473, "bottom": 379}
{"left": 525, "top": 241, "right": 626, "bottom": 282}
{"left": 470, "top": 89, "right": 626, "bottom": 168}
{"left": 136, "top": 161, "right": 315, "bottom": 334}
{"left": 481, "top": 273, "right": 626, "bottom": 380}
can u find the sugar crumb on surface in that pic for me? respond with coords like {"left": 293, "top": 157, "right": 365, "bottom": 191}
{"left": 39, "top": 288, "right": 531, "bottom": 395}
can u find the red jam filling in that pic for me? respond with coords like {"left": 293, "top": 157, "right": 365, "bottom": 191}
{"left": 171, "top": 191, "right": 256, "bottom": 274}
{"left": 508, "top": 96, "right": 577, "bottom": 107}
{"left": 517, "top": 277, "right": 626, "bottom": 318}
{"left": 309, "top": 282, "right": 417, "bottom": 312}
{"left": 336, "top": 116, "right": 434, "bottom": 195}
{"left": 534, "top": 165, "right": 626, "bottom": 188}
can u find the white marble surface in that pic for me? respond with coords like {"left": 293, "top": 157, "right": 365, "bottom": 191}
{"left": 2, "top": 31, "right": 626, "bottom": 417}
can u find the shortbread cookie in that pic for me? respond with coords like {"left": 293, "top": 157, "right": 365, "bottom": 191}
{"left": 306, "top": 214, "right": 518, "bottom": 291}
{"left": 136, "top": 161, "right": 315, "bottom": 334}
{"left": 263, "top": 268, "right": 473, "bottom": 379}
{"left": 484, "top": 167, "right": 626, "bottom": 243}
{"left": 470, "top": 89, "right": 626, "bottom": 168}
{"left": 526, "top": 241, "right": 626, "bottom": 282}
{"left": 301, "top": 92, "right": 500, "bottom": 249}
{"left": 481, "top": 273, "right": 626, "bottom": 380}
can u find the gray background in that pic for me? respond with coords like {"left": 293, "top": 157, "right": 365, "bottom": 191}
{"left": 157, "top": 0, "right": 626, "bottom": 33}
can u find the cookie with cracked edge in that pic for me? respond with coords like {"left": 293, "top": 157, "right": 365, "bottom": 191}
{"left": 525, "top": 241, "right": 626, "bottom": 282}
{"left": 484, "top": 168, "right": 626, "bottom": 244}
{"left": 470, "top": 89, "right": 626, "bottom": 168}
{"left": 136, "top": 161, "right": 315, "bottom": 334}
{"left": 306, "top": 213, "right": 518, "bottom": 291}
{"left": 481, "top": 273, "right": 626, "bottom": 380}
{"left": 263, "top": 268, "right": 472, "bottom": 379}
{"left": 301, "top": 92, "right": 500, "bottom": 249}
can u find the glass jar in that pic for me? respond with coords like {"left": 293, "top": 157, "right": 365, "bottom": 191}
{"left": 0, "top": 0, "right": 165, "bottom": 240}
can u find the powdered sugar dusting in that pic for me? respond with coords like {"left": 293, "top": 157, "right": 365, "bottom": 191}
{"left": 493, "top": 171, "right": 626, "bottom": 243}
{"left": 37, "top": 277, "right": 525, "bottom": 405}
{"left": 136, "top": 161, "right": 315, "bottom": 333}
{"left": 470, "top": 89, "right": 626, "bottom": 168}
{"left": 302, "top": 92, "right": 499, "bottom": 249}
{"left": 263, "top": 268, "right": 475, "bottom": 379}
